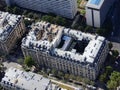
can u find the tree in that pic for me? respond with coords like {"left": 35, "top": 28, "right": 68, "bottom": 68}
{"left": 112, "top": 50, "right": 119, "bottom": 58}
{"left": 96, "top": 28, "right": 106, "bottom": 36}
{"left": 76, "top": 76, "right": 82, "bottom": 82}
{"left": 72, "top": 24, "right": 79, "bottom": 30}
{"left": 57, "top": 71, "right": 64, "bottom": 79}
{"left": 5, "top": 6, "right": 12, "bottom": 13}
{"left": 51, "top": 68, "right": 58, "bottom": 76}
{"left": 108, "top": 42, "right": 113, "bottom": 50}
{"left": 105, "top": 66, "right": 113, "bottom": 74}
{"left": 80, "top": 10, "right": 86, "bottom": 16}
{"left": 24, "top": 19, "right": 32, "bottom": 27}
{"left": 41, "top": 15, "right": 54, "bottom": 23}
{"left": 27, "top": 12, "right": 34, "bottom": 18}
{"left": 13, "top": 7, "right": 19, "bottom": 14}
{"left": 107, "top": 71, "right": 120, "bottom": 90}
{"left": 99, "top": 73, "right": 107, "bottom": 83}
{"left": 99, "top": 66, "right": 113, "bottom": 83}
{"left": 33, "top": 13, "right": 39, "bottom": 20}
{"left": 82, "top": 78, "right": 91, "bottom": 85}
{"left": 24, "top": 56, "right": 35, "bottom": 67}
{"left": 55, "top": 16, "right": 66, "bottom": 26}
{"left": 78, "top": 26, "right": 84, "bottom": 31}
{"left": 109, "top": 54, "right": 116, "bottom": 63}
{"left": 107, "top": 80, "right": 117, "bottom": 90}
{"left": 69, "top": 74, "right": 75, "bottom": 80}
{"left": 64, "top": 74, "right": 69, "bottom": 80}
{"left": 84, "top": 26, "right": 93, "bottom": 33}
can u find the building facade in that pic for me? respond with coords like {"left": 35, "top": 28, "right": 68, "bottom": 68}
{"left": 0, "top": 11, "right": 26, "bottom": 54}
{"left": 0, "top": 67, "right": 58, "bottom": 90}
{"left": 21, "top": 21, "right": 109, "bottom": 80}
{"left": 85, "top": 0, "right": 115, "bottom": 27}
{"left": 5, "top": 0, "right": 77, "bottom": 19}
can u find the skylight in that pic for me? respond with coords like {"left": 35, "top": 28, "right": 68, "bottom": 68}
{"left": 90, "top": 0, "right": 101, "bottom": 5}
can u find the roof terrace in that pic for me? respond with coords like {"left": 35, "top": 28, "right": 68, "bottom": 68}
{"left": 22, "top": 21, "right": 64, "bottom": 51}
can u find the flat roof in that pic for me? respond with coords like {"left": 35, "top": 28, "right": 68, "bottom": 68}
{"left": 86, "top": 0, "right": 104, "bottom": 9}
{"left": 90, "top": 0, "right": 101, "bottom": 5}
{"left": 1, "top": 67, "right": 51, "bottom": 90}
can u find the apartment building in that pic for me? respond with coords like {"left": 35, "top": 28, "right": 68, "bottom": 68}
{"left": 0, "top": 11, "right": 26, "bottom": 54}
{"left": 86, "top": 0, "right": 115, "bottom": 27}
{"left": 0, "top": 67, "right": 60, "bottom": 90}
{"left": 5, "top": 0, "right": 77, "bottom": 19}
{"left": 21, "top": 21, "right": 109, "bottom": 80}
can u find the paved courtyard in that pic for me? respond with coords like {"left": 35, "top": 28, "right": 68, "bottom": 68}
{"left": 3, "top": 61, "right": 22, "bottom": 72}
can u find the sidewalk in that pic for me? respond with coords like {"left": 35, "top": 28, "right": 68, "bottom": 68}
{"left": 49, "top": 76, "right": 83, "bottom": 90}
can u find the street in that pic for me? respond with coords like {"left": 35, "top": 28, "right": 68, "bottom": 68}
{"left": 51, "top": 79, "right": 83, "bottom": 90}
{"left": 108, "top": 0, "right": 120, "bottom": 53}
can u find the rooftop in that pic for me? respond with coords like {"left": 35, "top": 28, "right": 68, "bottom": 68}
{"left": 22, "top": 21, "right": 106, "bottom": 64}
{"left": 90, "top": 0, "right": 101, "bottom": 5}
{"left": 1, "top": 67, "right": 51, "bottom": 90}
{"left": 86, "top": 0, "right": 104, "bottom": 9}
{"left": 0, "top": 11, "right": 21, "bottom": 41}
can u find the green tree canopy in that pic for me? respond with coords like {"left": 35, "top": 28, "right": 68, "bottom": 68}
{"left": 33, "top": 13, "right": 39, "bottom": 20}
{"left": 106, "top": 66, "right": 113, "bottom": 74}
{"left": 24, "top": 19, "right": 32, "bottom": 27}
{"left": 99, "top": 66, "right": 113, "bottom": 83}
{"left": 54, "top": 16, "right": 66, "bottom": 26}
{"left": 13, "top": 6, "right": 22, "bottom": 15}
{"left": 41, "top": 15, "right": 54, "bottom": 23}
{"left": 51, "top": 68, "right": 58, "bottom": 76}
{"left": 84, "top": 26, "right": 93, "bottom": 33}
{"left": 5, "top": 6, "right": 12, "bottom": 13}
{"left": 96, "top": 28, "right": 106, "bottom": 36}
{"left": 107, "top": 71, "right": 120, "bottom": 90}
{"left": 27, "top": 12, "right": 34, "bottom": 18}
{"left": 99, "top": 73, "right": 107, "bottom": 83}
{"left": 108, "top": 42, "right": 113, "bottom": 50}
{"left": 24, "top": 56, "right": 35, "bottom": 67}
{"left": 112, "top": 50, "right": 119, "bottom": 58}
{"left": 64, "top": 74, "right": 69, "bottom": 80}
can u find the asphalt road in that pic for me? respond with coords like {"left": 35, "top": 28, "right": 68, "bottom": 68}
{"left": 111, "top": 0, "right": 120, "bottom": 38}
{"left": 108, "top": 0, "right": 120, "bottom": 53}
